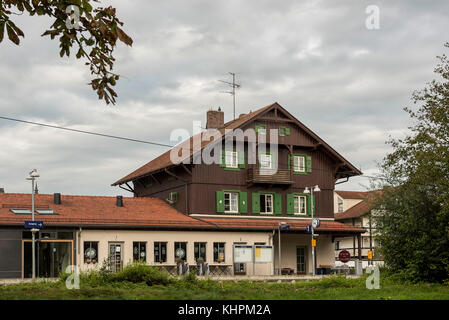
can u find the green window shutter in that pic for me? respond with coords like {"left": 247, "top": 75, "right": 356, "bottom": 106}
{"left": 306, "top": 194, "right": 312, "bottom": 216}
{"left": 306, "top": 155, "right": 312, "bottom": 173}
{"left": 252, "top": 192, "right": 260, "bottom": 214}
{"left": 239, "top": 191, "right": 247, "bottom": 213}
{"left": 288, "top": 154, "right": 291, "bottom": 169}
{"left": 274, "top": 193, "right": 282, "bottom": 215}
{"left": 238, "top": 151, "right": 245, "bottom": 169}
{"left": 285, "top": 127, "right": 291, "bottom": 136}
{"left": 216, "top": 191, "right": 225, "bottom": 213}
{"left": 286, "top": 194, "right": 294, "bottom": 215}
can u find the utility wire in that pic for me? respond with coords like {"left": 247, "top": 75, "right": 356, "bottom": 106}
{"left": 0, "top": 116, "right": 174, "bottom": 148}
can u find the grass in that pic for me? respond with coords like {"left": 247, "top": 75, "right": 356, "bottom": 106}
{"left": 1, "top": 265, "right": 448, "bottom": 300}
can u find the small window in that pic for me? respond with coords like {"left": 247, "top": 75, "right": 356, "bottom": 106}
{"left": 255, "top": 124, "right": 267, "bottom": 135}
{"left": 213, "top": 242, "right": 225, "bottom": 262}
{"left": 294, "top": 195, "right": 307, "bottom": 215}
{"left": 10, "top": 209, "right": 31, "bottom": 215}
{"left": 293, "top": 156, "right": 306, "bottom": 172}
{"left": 168, "top": 192, "right": 178, "bottom": 204}
{"left": 335, "top": 241, "right": 340, "bottom": 250}
{"left": 259, "top": 154, "right": 272, "bottom": 169}
{"left": 225, "top": 151, "right": 238, "bottom": 168}
{"left": 154, "top": 242, "right": 167, "bottom": 263}
{"left": 84, "top": 241, "right": 98, "bottom": 264}
{"left": 279, "top": 126, "right": 290, "bottom": 136}
{"left": 260, "top": 194, "right": 273, "bottom": 214}
{"left": 224, "top": 192, "right": 239, "bottom": 213}
{"left": 194, "top": 242, "right": 207, "bottom": 262}
{"left": 338, "top": 198, "right": 344, "bottom": 213}
{"left": 36, "top": 209, "right": 57, "bottom": 215}
{"left": 174, "top": 242, "right": 187, "bottom": 261}
{"left": 133, "top": 242, "right": 146, "bottom": 263}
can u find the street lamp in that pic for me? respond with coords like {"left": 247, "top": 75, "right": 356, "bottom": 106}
{"left": 26, "top": 169, "right": 39, "bottom": 279}
{"left": 304, "top": 185, "right": 320, "bottom": 276}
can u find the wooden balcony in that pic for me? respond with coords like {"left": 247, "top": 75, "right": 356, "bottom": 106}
{"left": 247, "top": 167, "right": 293, "bottom": 185}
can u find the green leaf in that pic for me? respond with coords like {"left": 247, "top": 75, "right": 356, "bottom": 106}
{"left": 6, "top": 23, "right": 20, "bottom": 45}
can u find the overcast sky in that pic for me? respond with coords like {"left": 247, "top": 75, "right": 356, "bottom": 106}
{"left": 1, "top": 0, "right": 448, "bottom": 196}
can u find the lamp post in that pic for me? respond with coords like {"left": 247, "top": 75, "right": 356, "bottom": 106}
{"left": 304, "top": 185, "right": 320, "bottom": 276}
{"left": 26, "top": 169, "right": 39, "bottom": 279}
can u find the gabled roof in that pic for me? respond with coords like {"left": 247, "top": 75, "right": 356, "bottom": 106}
{"left": 334, "top": 200, "right": 372, "bottom": 220}
{"left": 335, "top": 190, "right": 370, "bottom": 200}
{"left": 112, "top": 102, "right": 362, "bottom": 186}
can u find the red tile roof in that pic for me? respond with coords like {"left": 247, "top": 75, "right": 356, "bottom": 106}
{"left": 334, "top": 200, "right": 372, "bottom": 220}
{"left": 112, "top": 102, "right": 362, "bottom": 186}
{"left": 335, "top": 190, "right": 370, "bottom": 200}
{"left": 0, "top": 193, "right": 211, "bottom": 229}
{"left": 0, "top": 193, "right": 365, "bottom": 233}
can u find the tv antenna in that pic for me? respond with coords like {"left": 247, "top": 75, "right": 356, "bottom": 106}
{"left": 219, "top": 72, "right": 240, "bottom": 120}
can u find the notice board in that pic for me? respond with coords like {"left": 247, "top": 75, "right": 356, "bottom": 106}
{"left": 254, "top": 245, "right": 273, "bottom": 263}
{"left": 233, "top": 245, "right": 253, "bottom": 263}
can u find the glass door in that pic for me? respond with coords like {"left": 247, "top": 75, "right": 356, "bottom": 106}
{"left": 296, "top": 246, "right": 306, "bottom": 274}
{"left": 109, "top": 243, "right": 123, "bottom": 272}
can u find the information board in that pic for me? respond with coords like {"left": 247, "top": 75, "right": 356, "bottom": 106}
{"left": 233, "top": 245, "right": 253, "bottom": 263}
{"left": 254, "top": 245, "right": 273, "bottom": 263}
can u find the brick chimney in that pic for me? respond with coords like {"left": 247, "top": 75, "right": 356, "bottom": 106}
{"left": 206, "top": 107, "right": 224, "bottom": 129}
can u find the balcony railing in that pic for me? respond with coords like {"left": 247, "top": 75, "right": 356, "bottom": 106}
{"left": 247, "top": 167, "right": 293, "bottom": 184}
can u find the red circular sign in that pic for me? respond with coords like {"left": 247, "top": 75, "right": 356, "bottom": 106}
{"left": 338, "top": 250, "right": 351, "bottom": 263}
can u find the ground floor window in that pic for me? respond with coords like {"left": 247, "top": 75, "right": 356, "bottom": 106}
{"left": 154, "top": 242, "right": 167, "bottom": 263}
{"left": 194, "top": 242, "right": 206, "bottom": 262}
{"left": 213, "top": 242, "right": 225, "bottom": 262}
{"left": 133, "top": 242, "right": 146, "bottom": 263}
{"left": 84, "top": 241, "right": 98, "bottom": 264}
{"left": 296, "top": 247, "right": 306, "bottom": 274}
{"left": 108, "top": 243, "right": 123, "bottom": 272}
{"left": 174, "top": 242, "right": 187, "bottom": 262}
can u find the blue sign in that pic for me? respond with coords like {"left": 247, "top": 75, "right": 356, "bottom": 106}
{"left": 280, "top": 224, "right": 290, "bottom": 231}
{"left": 24, "top": 221, "right": 44, "bottom": 229}
{"left": 306, "top": 225, "right": 312, "bottom": 233}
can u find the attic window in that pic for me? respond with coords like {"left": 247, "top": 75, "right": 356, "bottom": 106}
{"left": 36, "top": 209, "right": 58, "bottom": 215}
{"left": 10, "top": 209, "right": 32, "bottom": 215}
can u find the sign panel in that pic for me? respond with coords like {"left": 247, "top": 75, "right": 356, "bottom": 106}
{"left": 338, "top": 250, "right": 351, "bottom": 263}
{"left": 24, "top": 221, "right": 44, "bottom": 229}
{"left": 311, "top": 239, "right": 316, "bottom": 247}
{"left": 233, "top": 245, "right": 253, "bottom": 263}
{"left": 254, "top": 245, "right": 273, "bottom": 263}
{"left": 306, "top": 225, "right": 312, "bottom": 234}
{"left": 279, "top": 224, "right": 290, "bottom": 231}
{"left": 368, "top": 250, "right": 373, "bottom": 260}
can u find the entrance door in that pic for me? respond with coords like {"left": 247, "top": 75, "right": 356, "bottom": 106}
{"left": 23, "top": 241, "right": 72, "bottom": 278}
{"left": 296, "top": 246, "right": 306, "bottom": 274}
{"left": 109, "top": 243, "right": 123, "bottom": 272}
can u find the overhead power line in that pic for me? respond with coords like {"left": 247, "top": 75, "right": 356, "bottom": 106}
{"left": 0, "top": 116, "right": 174, "bottom": 148}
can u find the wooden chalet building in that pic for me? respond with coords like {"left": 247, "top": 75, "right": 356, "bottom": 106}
{"left": 111, "top": 102, "right": 365, "bottom": 275}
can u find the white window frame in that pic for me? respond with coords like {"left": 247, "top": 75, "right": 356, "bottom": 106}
{"left": 294, "top": 195, "right": 307, "bottom": 215}
{"left": 224, "top": 192, "right": 239, "bottom": 213}
{"left": 260, "top": 194, "right": 273, "bottom": 215}
{"left": 259, "top": 154, "right": 273, "bottom": 169}
{"left": 225, "top": 151, "right": 238, "bottom": 168}
{"left": 293, "top": 155, "right": 306, "bottom": 172}
{"left": 338, "top": 197, "right": 344, "bottom": 213}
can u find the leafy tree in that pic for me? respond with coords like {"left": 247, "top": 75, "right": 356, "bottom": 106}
{"left": 0, "top": 0, "right": 133, "bottom": 104}
{"left": 375, "top": 43, "right": 449, "bottom": 282}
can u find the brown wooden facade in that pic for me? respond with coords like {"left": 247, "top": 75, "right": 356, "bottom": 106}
{"left": 115, "top": 103, "right": 362, "bottom": 220}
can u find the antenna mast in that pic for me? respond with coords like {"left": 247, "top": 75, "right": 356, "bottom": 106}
{"left": 219, "top": 72, "right": 240, "bottom": 120}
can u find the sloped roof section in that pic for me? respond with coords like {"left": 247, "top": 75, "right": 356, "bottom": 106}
{"left": 112, "top": 102, "right": 362, "bottom": 186}
{"left": 335, "top": 190, "right": 370, "bottom": 200}
{"left": 0, "top": 193, "right": 212, "bottom": 229}
{"left": 334, "top": 200, "right": 372, "bottom": 220}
